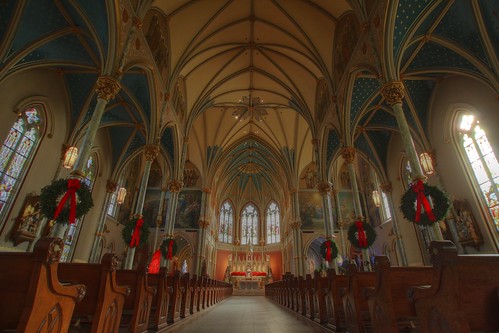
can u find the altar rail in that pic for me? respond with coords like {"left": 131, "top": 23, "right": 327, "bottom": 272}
{"left": 266, "top": 240, "right": 499, "bottom": 333}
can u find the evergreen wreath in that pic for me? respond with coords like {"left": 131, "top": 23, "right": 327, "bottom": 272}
{"left": 400, "top": 181, "right": 450, "bottom": 226}
{"left": 320, "top": 239, "right": 339, "bottom": 262}
{"left": 40, "top": 178, "right": 93, "bottom": 224}
{"left": 160, "top": 238, "right": 178, "bottom": 259}
{"left": 122, "top": 218, "right": 150, "bottom": 247}
{"left": 348, "top": 220, "right": 377, "bottom": 249}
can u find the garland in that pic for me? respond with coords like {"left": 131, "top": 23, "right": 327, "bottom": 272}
{"left": 160, "top": 238, "right": 178, "bottom": 259}
{"left": 320, "top": 239, "right": 339, "bottom": 262}
{"left": 40, "top": 178, "right": 93, "bottom": 224}
{"left": 348, "top": 220, "right": 377, "bottom": 249}
{"left": 400, "top": 180, "right": 450, "bottom": 226}
{"left": 122, "top": 218, "right": 150, "bottom": 247}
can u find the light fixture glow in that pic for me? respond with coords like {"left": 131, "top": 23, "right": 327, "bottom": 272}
{"left": 63, "top": 146, "right": 78, "bottom": 169}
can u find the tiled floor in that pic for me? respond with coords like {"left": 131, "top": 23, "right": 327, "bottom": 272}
{"left": 166, "top": 296, "right": 330, "bottom": 333}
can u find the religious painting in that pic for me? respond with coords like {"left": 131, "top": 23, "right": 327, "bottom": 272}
{"left": 144, "top": 10, "right": 170, "bottom": 80}
{"left": 333, "top": 13, "right": 361, "bottom": 85}
{"left": 142, "top": 188, "right": 166, "bottom": 228}
{"left": 11, "top": 194, "right": 41, "bottom": 245}
{"left": 450, "top": 199, "right": 483, "bottom": 249}
{"left": 175, "top": 190, "right": 202, "bottom": 229}
{"left": 299, "top": 163, "right": 318, "bottom": 189}
{"left": 183, "top": 160, "right": 200, "bottom": 188}
{"left": 338, "top": 190, "right": 356, "bottom": 224}
{"left": 298, "top": 191, "right": 324, "bottom": 230}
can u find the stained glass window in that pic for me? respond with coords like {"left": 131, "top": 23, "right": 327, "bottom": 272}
{"left": 458, "top": 114, "right": 499, "bottom": 231}
{"left": 0, "top": 107, "right": 41, "bottom": 218}
{"left": 266, "top": 201, "right": 280, "bottom": 244}
{"left": 218, "top": 201, "right": 233, "bottom": 243}
{"left": 241, "top": 203, "right": 258, "bottom": 245}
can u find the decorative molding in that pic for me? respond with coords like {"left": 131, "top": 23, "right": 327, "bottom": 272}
{"left": 95, "top": 76, "right": 121, "bottom": 102}
{"left": 317, "top": 181, "right": 333, "bottom": 195}
{"left": 380, "top": 182, "right": 392, "bottom": 194}
{"left": 144, "top": 144, "right": 160, "bottom": 161}
{"left": 341, "top": 146, "right": 356, "bottom": 164}
{"left": 168, "top": 179, "right": 183, "bottom": 193}
{"left": 106, "top": 180, "right": 118, "bottom": 193}
{"left": 381, "top": 81, "right": 405, "bottom": 105}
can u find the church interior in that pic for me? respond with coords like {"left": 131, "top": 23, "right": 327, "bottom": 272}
{"left": 0, "top": 0, "right": 498, "bottom": 332}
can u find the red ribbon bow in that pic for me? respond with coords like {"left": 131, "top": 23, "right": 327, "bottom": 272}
{"left": 53, "top": 179, "right": 81, "bottom": 225}
{"left": 355, "top": 220, "right": 368, "bottom": 247}
{"left": 167, "top": 239, "right": 174, "bottom": 260}
{"left": 129, "top": 218, "right": 144, "bottom": 248}
{"left": 325, "top": 240, "right": 332, "bottom": 262}
{"left": 412, "top": 180, "right": 435, "bottom": 223}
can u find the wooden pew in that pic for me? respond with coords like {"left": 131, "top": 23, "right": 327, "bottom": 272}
{"left": 341, "top": 264, "right": 377, "bottom": 333}
{"left": 58, "top": 253, "right": 130, "bottom": 333}
{"left": 179, "top": 273, "right": 191, "bottom": 318}
{"left": 188, "top": 275, "right": 199, "bottom": 315}
{"left": 0, "top": 237, "right": 86, "bottom": 333}
{"left": 298, "top": 276, "right": 307, "bottom": 316}
{"left": 366, "top": 256, "right": 433, "bottom": 333}
{"left": 116, "top": 263, "right": 156, "bottom": 333}
{"left": 323, "top": 270, "right": 348, "bottom": 331}
{"left": 147, "top": 267, "right": 170, "bottom": 331}
{"left": 314, "top": 272, "right": 328, "bottom": 325}
{"left": 408, "top": 240, "right": 499, "bottom": 333}
{"left": 167, "top": 271, "right": 180, "bottom": 324}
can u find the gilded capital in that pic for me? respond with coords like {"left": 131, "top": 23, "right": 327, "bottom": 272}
{"left": 381, "top": 81, "right": 405, "bottom": 106}
{"left": 106, "top": 180, "right": 118, "bottom": 193}
{"left": 198, "top": 219, "right": 210, "bottom": 229}
{"left": 317, "top": 181, "right": 333, "bottom": 195}
{"left": 202, "top": 187, "right": 211, "bottom": 193}
{"left": 96, "top": 76, "right": 121, "bottom": 102}
{"left": 341, "top": 146, "right": 356, "bottom": 164}
{"left": 380, "top": 182, "right": 393, "bottom": 194}
{"left": 144, "top": 144, "right": 160, "bottom": 161}
{"left": 290, "top": 221, "right": 302, "bottom": 230}
{"left": 168, "top": 179, "right": 183, "bottom": 193}
{"left": 289, "top": 188, "right": 298, "bottom": 194}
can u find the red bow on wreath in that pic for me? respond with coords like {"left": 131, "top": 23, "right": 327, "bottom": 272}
{"left": 325, "top": 240, "right": 332, "bottom": 261}
{"left": 355, "top": 220, "right": 368, "bottom": 248}
{"left": 53, "top": 179, "right": 81, "bottom": 225}
{"left": 167, "top": 239, "right": 174, "bottom": 260}
{"left": 129, "top": 218, "right": 144, "bottom": 248}
{"left": 412, "top": 180, "right": 436, "bottom": 223}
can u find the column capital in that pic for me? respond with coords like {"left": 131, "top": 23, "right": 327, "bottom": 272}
{"left": 341, "top": 146, "right": 356, "bottom": 164}
{"left": 198, "top": 219, "right": 210, "bottom": 229}
{"left": 290, "top": 221, "right": 302, "bottom": 230}
{"left": 234, "top": 239, "right": 241, "bottom": 246}
{"left": 289, "top": 188, "right": 298, "bottom": 194}
{"left": 106, "top": 180, "right": 118, "bottom": 193}
{"left": 155, "top": 218, "right": 162, "bottom": 227}
{"left": 168, "top": 179, "right": 183, "bottom": 193}
{"left": 96, "top": 76, "right": 121, "bottom": 102}
{"left": 202, "top": 187, "right": 211, "bottom": 193}
{"left": 380, "top": 182, "right": 393, "bottom": 194}
{"left": 317, "top": 181, "right": 333, "bottom": 195}
{"left": 183, "top": 136, "right": 189, "bottom": 144}
{"left": 144, "top": 144, "right": 160, "bottom": 161}
{"left": 381, "top": 81, "right": 405, "bottom": 106}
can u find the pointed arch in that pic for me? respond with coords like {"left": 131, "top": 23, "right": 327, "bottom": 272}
{"left": 218, "top": 199, "right": 234, "bottom": 244}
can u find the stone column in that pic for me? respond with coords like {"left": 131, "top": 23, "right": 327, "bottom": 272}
{"left": 153, "top": 186, "right": 168, "bottom": 249}
{"left": 381, "top": 82, "right": 443, "bottom": 240}
{"left": 341, "top": 147, "right": 371, "bottom": 271}
{"left": 124, "top": 144, "right": 159, "bottom": 269}
{"left": 160, "top": 179, "right": 183, "bottom": 268}
{"left": 290, "top": 188, "right": 305, "bottom": 276}
{"left": 317, "top": 181, "right": 338, "bottom": 270}
{"left": 380, "top": 183, "right": 408, "bottom": 266}
{"left": 195, "top": 188, "right": 211, "bottom": 275}
{"left": 89, "top": 180, "right": 117, "bottom": 263}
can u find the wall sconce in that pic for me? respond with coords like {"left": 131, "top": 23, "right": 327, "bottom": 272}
{"left": 116, "top": 187, "right": 127, "bottom": 205}
{"left": 419, "top": 152, "right": 434, "bottom": 175}
{"left": 372, "top": 190, "right": 381, "bottom": 207}
{"left": 63, "top": 146, "right": 78, "bottom": 169}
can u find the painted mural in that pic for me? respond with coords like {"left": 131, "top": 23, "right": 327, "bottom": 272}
{"left": 175, "top": 190, "right": 202, "bottom": 229}
{"left": 299, "top": 191, "right": 324, "bottom": 230}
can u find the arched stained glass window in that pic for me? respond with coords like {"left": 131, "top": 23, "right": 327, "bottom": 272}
{"left": 0, "top": 106, "right": 41, "bottom": 219}
{"left": 241, "top": 203, "right": 258, "bottom": 245}
{"left": 457, "top": 113, "right": 499, "bottom": 232}
{"left": 266, "top": 201, "right": 280, "bottom": 244}
{"left": 218, "top": 200, "right": 233, "bottom": 243}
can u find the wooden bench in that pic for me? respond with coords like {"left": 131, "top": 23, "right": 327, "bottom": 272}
{"left": 147, "top": 267, "right": 170, "bottom": 331}
{"left": 179, "top": 273, "right": 191, "bottom": 318}
{"left": 58, "top": 253, "right": 129, "bottom": 333}
{"left": 366, "top": 256, "right": 433, "bottom": 333}
{"left": 408, "top": 240, "right": 499, "bottom": 333}
{"left": 0, "top": 237, "right": 86, "bottom": 333}
{"left": 323, "top": 270, "right": 348, "bottom": 331}
{"left": 341, "top": 264, "right": 377, "bottom": 333}
{"left": 116, "top": 263, "right": 156, "bottom": 333}
{"left": 188, "top": 275, "right": 199, "bottom": 315}
{"left": 167, "top": 271, "right": 180, "bottom": 324}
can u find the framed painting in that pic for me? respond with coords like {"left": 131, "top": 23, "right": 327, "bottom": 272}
{"left": 12, "top": 193, "right": 41, "bottom": 245}
{"left": 298, "top": 190, "right": 324, "bottom": 230}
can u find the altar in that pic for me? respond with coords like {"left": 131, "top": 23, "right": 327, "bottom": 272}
{"left": 225, "top": 248, "right": 272, "bottom": 296}
{"left": 232, "top": 278, "right": 264, "bottom": 296}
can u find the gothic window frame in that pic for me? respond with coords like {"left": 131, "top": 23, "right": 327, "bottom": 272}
{"left": 452, "top": 109, "right": 499, "bottom": 239}
{"left": 241, "top": 202, "right": 259, "bottom": 245}
{"left": 265, "top": 200, "right": 281, "bottom": 244}
{"left": 218, "top": 200, "right": 234, "bottom": 244}
{"left": 0, "top": 104, "right": 45, "bottom": 225}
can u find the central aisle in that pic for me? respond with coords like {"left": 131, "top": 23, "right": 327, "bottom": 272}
{"left": 167, "top": 296, "right": 330, "bottom": 333}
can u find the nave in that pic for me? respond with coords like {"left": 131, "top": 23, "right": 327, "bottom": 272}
{"left": 167, "top": 296, "right": 329, "bottom": 333}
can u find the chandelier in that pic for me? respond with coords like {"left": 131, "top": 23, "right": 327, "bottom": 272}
{"left": 232, "top": 96, "right": 268, "bottom": 122}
